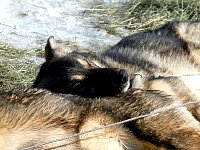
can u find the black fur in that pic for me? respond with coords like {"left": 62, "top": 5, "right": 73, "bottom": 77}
{"left": 33, "top": 37, "right": 130, "bottom": 97}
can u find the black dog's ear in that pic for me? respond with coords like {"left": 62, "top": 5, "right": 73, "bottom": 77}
{"left": 45, "top": 36, "right": 66, "bottom": 62}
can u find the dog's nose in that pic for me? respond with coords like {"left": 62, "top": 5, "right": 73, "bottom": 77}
{"left": 115, "top": 69, "right": 130, "bottom": 83}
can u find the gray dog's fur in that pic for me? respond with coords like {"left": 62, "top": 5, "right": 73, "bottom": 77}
{"left": 102, "top": 21, "right": 200, "bottom": 121}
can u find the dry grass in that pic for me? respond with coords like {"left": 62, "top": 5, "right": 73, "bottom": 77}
{"left": 88, "top": 0, "right": 200, "bottom": 35}
{"left": 0, "top": 41, "right": 86, "bottom": 90}
{"left": 0, "top": 43, "right": 43, "bottom": 90}
{"left": 1, "top": 0, "right": 200, "bottom": 90}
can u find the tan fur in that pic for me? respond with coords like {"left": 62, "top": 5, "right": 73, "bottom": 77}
{"left": 145, "top": 80, "right": 176, "bottom": 96}
{"left": 41, "top": 23, "right": 200, "bottom": 110}
{"left": 70, "top": 74, "right": 86, "bottom": 81}
{"left": 1, "top": 89, "right": 200, "bottom": 149}
{"left": 79, "top": 113, "right": 139, "bottom": 150}
{"left": 101, "top": 21, "right": 200, "bottom": 121}
{"left": 31, "top": 22, "right": 200, "bottom": 149}
{"left": 176, "top": 22, "right": 200, "bottom": 48}
{"left": 0, "top": 89, "right": 153, "bottom": 149}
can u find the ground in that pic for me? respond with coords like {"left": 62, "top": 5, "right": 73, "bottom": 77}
{"left": 1, "top": 0, "right": 200, "bottom": 90}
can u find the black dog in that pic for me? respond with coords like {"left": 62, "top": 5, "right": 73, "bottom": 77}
{"left": 33, "top": 36, "right": 130, "bottom": 97}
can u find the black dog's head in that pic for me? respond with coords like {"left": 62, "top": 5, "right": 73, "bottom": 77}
{"left": 33, "top": 36, "right": 130, "bottom": 97}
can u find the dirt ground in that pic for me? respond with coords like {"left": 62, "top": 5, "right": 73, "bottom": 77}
{"left": 1, "top": 0, "right": 200, "bottom": 90}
